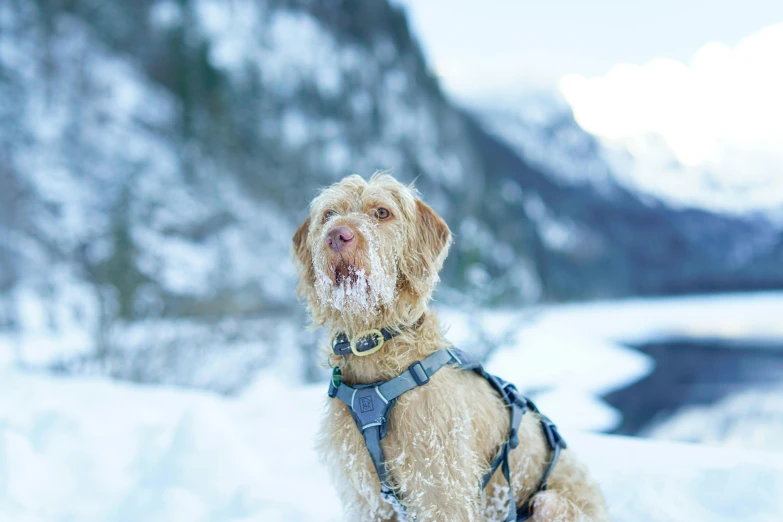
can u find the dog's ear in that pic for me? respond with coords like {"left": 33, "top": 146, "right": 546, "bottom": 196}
{"left": 399, "top": 200, "right": 451, "bottom": 299}
{"left": 414, "top": 200, "right": 451, "bottom": 263}
{"left": 292, "top": 216, "right": 313, "bottom": 275}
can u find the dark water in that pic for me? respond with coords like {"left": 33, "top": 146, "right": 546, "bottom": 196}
{"left": 603, "top": 338, "right": 783, "bottom": 435}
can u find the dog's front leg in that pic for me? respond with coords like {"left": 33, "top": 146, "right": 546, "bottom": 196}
{"left": 333, "top": 478, "right": 399, "bottom": 522}
{"left": 319, "top": 402, "right": 400, "bottom": 522}
{"left": 385, "top": 392, "right": 485, "bottom": 522}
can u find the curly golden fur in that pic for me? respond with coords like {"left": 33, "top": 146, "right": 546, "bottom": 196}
{"left": 292, "top": 174, "right": 610, "bottom": 522}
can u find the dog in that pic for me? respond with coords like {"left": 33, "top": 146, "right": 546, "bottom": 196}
{"left": 292, "top": 174, "right": 609, "bottom": 522}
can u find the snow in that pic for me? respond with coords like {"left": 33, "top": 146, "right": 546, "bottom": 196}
{"left": 6, "top": 272, "right": 99, "bottom": 365}
{"left": 0, "top": 370, "right": 338, "bottom": 522}
{"left": 195, "top": 0, "right": 348, "bottom": 98}
{"left": 438, "top": 305, "right": 652, "bottom": 432}
{"left": 580, "top": 433, "right": 783, "bottom": 522}
{"left": 2, "top": 292, "right": 783, "bottom": 521}
{"left": 0, "top": 361, "right": 782, "bottom": 521}
{"left": 510, "top": 292, "right": 783, "bottom": 344}
{"left": 471, "top": 94, "right": 619, "bottom": 192}
{"left": 470, "top": 292, "right": 783, "bottom": 432}
{"left": 313, "top": 217, "right": 398, "bottom": 318}
{"left": 645, "top": 384, "right": 783, "bottom": 452}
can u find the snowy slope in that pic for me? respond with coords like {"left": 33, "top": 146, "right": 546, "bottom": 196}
{"left": 468, "top": 93, "right": 621, "bottom": 194}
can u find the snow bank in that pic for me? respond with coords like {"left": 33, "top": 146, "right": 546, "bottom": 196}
{"left": 577, "top": 432, "right": 783, "bottom": 522}
{"left": 438, "top": 306, "right": 650, "bottom": 432}
{"left": 0, "top": 369, "right": 338, "bottom": 522}
{"left": 520, "top": 291, "right": 783, "bottom": 343}
{"left": 1, "top": 366, "right": 782, "bottom": 522}
{"left": 3, "top": 292, "right": 783, "bottom": 520}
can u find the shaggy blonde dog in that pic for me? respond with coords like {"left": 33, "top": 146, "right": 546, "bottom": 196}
{"left": 292, "top": 174, "right": 609, "bottom": 522}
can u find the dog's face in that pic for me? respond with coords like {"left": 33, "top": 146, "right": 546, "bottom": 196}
{"left": 292, "top": 174, "right": 451, "bottom": 330}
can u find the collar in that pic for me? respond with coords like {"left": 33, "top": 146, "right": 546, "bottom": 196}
{"left": 331, "top": 315, "right": 425, "bottom": 357}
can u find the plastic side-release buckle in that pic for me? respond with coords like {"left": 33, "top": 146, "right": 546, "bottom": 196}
{"left": 408, "top": 361, "right": 430, "bottom": 386}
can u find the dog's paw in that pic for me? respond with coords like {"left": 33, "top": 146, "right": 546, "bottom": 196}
{"left": 531, "top": 490, "right": 592, "bottom": 522}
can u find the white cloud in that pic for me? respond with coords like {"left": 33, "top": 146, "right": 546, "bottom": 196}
{"left": 559, "top": 23, "right": 783, "bottom": 213}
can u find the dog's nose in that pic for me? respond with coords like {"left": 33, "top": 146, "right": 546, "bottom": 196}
{"left": 326, "top": 226, "right": 355, "bottom": 251}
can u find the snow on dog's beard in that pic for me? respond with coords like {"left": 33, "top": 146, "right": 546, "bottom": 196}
{"left": 313, "top": 219, "right": 397, "bottom": 318}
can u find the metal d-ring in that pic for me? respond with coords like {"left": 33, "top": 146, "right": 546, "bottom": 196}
{"left": 330, "top": 354, "right": 347, "bottom": 390}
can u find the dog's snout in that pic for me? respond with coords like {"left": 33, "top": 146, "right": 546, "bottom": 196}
{"left": 326, "top": 226, "right": 355, "bottom": 251}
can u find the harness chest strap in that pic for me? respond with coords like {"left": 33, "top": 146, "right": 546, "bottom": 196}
{"left": 328, "top": 348, "right": 566, "bottom": 522}
{"left": 329, "top": 349, "right": 457, "bottom": 519}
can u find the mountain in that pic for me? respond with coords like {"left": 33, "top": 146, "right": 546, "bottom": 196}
{"left": 475, "top": 89, "right": 783, "bottom": 219}
{"left": 1, "top": 0, "right": 781, "bottom": 392}
{"left": 466, "top": 94, "right": 783, "bottom": 298}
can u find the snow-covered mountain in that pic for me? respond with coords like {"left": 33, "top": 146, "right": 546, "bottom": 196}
{"left": 468, "top": 92, "right": 621, "bottom": 193}
{"left": 475, "top": 87, "right": 783, "bottom": 221}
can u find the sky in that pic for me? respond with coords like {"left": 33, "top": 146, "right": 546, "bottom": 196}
{"left": 394, "top": 0, "right": 783, "bottom": 98}
{"left": 395, "top": 0, "right": 783, "bottom": 213}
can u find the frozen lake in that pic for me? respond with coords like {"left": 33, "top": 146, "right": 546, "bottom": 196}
{"left": 606, "top": 338, "right": 783, "bottom": 435}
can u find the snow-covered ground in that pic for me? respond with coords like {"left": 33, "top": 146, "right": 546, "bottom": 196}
{"left": 2, "top": 292, "right": 783, "bottom": 521}
{"left": 1, "top": 367, "right": 783, "bottom": 522}
{"left": 645, "top": 384, "right": 783, "bottom": 451}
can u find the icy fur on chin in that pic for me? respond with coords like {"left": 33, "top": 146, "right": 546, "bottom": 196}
{"left": 313, "top": 220, "right": 397, "bottom": 317}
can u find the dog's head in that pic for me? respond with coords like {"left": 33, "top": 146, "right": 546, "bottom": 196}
{"left": 292, "top": 174, "right": 451, "bottom": 331}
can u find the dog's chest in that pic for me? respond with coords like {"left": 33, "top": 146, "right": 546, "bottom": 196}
{"left": 324, "top": 370, "right": 508, "bottom": 484}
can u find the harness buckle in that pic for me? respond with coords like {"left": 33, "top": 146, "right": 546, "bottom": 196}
{"left": 408, "top": 361, "right": 430, "bottom": 386}
{"left": 351, "top": 329, "right": 385, "bottom": 356}
{"left": 502, "top": 381, "right": 518, "bottom": 399}
{"left": 541, "top": 417, "right": 567, "bottom": 450}
{"left": 331, "top": 332, "right": 351, "bottom": 355}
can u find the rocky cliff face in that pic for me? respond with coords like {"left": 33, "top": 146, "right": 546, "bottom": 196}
{"left": 1, "top": 0, "right": 780, "bottom": 392}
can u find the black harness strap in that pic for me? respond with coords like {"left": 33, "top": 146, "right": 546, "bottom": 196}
{"left": 328, "top": 347, "right": 566, "bottom": 522}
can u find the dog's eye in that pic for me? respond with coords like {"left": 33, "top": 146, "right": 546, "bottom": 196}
{"left": 375, "top": 208, "right": 391, "bottom": 220}
{"left": 323, "top": 210, "right": 337, "bottom": 223}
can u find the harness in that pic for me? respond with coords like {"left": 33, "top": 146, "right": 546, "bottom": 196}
{"left": 327, "top": 329, "right": 567, "bottom": 522}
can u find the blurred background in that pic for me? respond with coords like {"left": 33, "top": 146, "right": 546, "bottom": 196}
{"left": 1, "top": 1, "right": 783, "bottom": 520}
